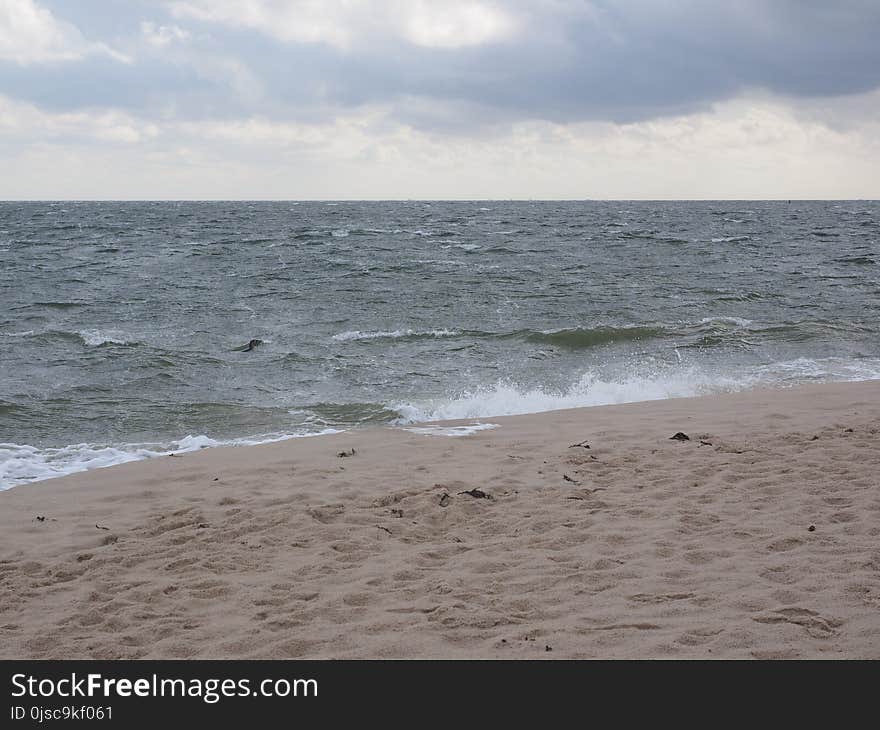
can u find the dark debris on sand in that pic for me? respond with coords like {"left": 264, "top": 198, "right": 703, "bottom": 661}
{"left": 457, "top": 488, "right": 492, "bottom": 500}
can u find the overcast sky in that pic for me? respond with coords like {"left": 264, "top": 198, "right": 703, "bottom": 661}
{"left": 1, "top": 0, "right": 879, "bottom": 199}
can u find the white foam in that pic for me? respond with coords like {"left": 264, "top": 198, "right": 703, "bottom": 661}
{"left": 332, "top": 328, "right": 460, "bottom": 342}
{"left": 413, "top": 259, "right": 468, "bottom": 267}
{"left": 393, "top": 356, "right": 880, "bottom": 426}
{"left": 77, "top": 329, "right": 133, "bottom": 346}
{"left": 699, "top": 316, "right": 753, "bottom": 327}
{"left": 9, "top": 357, "right": 880, "bottom": 491}
{"left": 0, "top": 442, "right": 152, "bottom": 488}
{"left": 1, "top": 330, "right": 34, "bottom": 337}
{"left": 756, "top": 357, "right": 880, "bottom": 382}
{"left": 399, "top": 423, "right": 499, "bottom": 437}
{"left": 711, "top": 236, "right": 751, "bottom": 243}
{"left": 392, "top": 369, "right": 751, "bottom": 423}
{"left": 0, "top": 428, "right": 343, "bottom": 490}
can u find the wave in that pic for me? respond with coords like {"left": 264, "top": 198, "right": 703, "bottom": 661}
{"left": 31, "top": 301, "right": 85, "bottom": 309}
{"left": 0, "top": 429, "right": 342, "bottom": 490}
{"left": 698, "top": 316, "right": 753, "bottom": 328}
{"left": 415, "top": 229, "right": 460, "bottom": 237}
{"left": 332, "top": 328, "right": 461, "bottom": 342}
{"left": 483, "top": 246, "right": 521, "bottom": 254}
{"left": 0, "top": 400, "right": 25, "bottom": 415}
{"left": 6, "top": 354, "right": 880, "bottom": 489}
{"left": 392, "top": 369, "right": 751, "bottom": 423}
{"left": 715, "top": 292, "right": 774, "bottom": 302}
{"left": 76, "top": 329, "right": 138, "bottom": 347}
{"left": 303, "top": 401, "right": 400, "bottom": 425}
{"left": 331, "top": 325, "right": 664, "bottom": 349}
{"left": 524, "top": 326, "right": 663, "bottom": 349}
{"left": 0, "top": 329, "right": 141, "bottom": 347}
{"left": 392, "top": 356, "right": 880, "bottom": 424}
{"left": 755, "top": 356, "right": 880, "bottom": 382}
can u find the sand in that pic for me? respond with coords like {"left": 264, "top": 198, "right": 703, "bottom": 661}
{"left": 1, "top": 381, "right": 879, "bottom": 659}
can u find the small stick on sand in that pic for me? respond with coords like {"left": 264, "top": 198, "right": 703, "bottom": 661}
{"left": 457, "top": 488, "right": 491, "bottom": 499}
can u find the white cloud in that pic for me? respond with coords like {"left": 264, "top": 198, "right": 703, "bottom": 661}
{"left": 169, "top": 0, "right": 520, "bottom": 50}
{"left": 188, "top": 55, "right": 265, "bottom": 102}
{"left": 1, "top": 91, "right": 879, "bottom": 199}
{"left": 0, "top": 0, "right": 130, "bottom": 64}
{"left": 0, "top": 94, "right": 158, "bottom": 143}
{"left": 141, "top": 21, "right": 191, "bottom": 47}
{"left": 399, "top": 1, "right": 518, "bottom": 49}
{"left": 137, "top": 20, "right": 260, "bottom": 103}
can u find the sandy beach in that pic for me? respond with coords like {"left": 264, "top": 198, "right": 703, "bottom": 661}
{"left": 1, "top": 381, "right": 879, "bottom": 659}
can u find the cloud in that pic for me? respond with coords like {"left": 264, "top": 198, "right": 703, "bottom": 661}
{"left": 141, "top": 21, "right": 190, "bottom": 48}
{"left": 2, "top": 90, "right": 879, "bottom": 199}
{"left": 1, "top": 1, "right": 879, "bottom": 198}
{"left": 155, "top": 0, "right": 880, "bottom": 131}
{"left": 0, "top": 0, "right": 130, "bottom": 65}
{"left": 393, "top": 1, "right": 519, "bottom": 49}
{"left": 0, "top": 93, "right": 157, "bottom": 143}
{"left": 4, "top": 1, "right": 880, "bottom": 131}
{"left": 169, "top": 0, "right": 520, "bottom": 50}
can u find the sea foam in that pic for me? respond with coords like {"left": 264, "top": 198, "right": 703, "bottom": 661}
{"left": 332, "top": 328, "right": 460, "bottom": 342}
{"left": 0, "top": 429, "right": 342, "bottom": 491}
{"left": 391, "top": 369, "right": 752, "bottom": 423}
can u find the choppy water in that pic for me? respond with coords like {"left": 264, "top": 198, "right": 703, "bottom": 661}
{"left": 1, "top": 200, "right": 878, "bottom": 488}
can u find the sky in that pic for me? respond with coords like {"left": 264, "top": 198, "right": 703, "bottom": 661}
{"left": 1, "top": 0, "right": 879, "bottom": 199}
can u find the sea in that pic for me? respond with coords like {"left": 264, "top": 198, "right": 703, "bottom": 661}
{"left": 1, "top": 200, "right": 878, "bottom": 489}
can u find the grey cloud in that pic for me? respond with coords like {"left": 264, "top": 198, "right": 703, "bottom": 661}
{"left": 2, "top": 1, "right": 879, "bottom": 130}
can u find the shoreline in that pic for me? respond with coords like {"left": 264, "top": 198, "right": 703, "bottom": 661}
{"left": 2, "top": 380, "right": 879, "bottom": 658}
{"left": 4, "top": 377, "right": 876, "bottom": 492}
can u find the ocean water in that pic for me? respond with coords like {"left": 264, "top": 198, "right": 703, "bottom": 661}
{"left": 1, "top": 200, "right": 878, "bottom": 488}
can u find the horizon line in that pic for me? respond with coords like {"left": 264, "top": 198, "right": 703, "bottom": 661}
{"left": 2, "top": 198, "right": 878, "bottom": 203}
